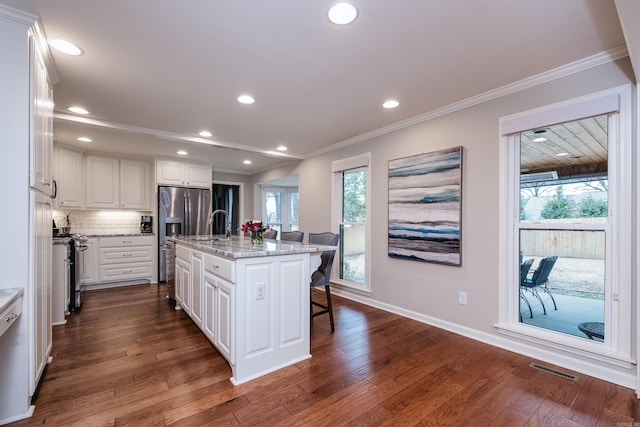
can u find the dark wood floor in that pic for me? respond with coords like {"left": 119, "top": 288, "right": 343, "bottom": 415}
{"left": 7, "top": 283, "right": 639, "bottom": 426}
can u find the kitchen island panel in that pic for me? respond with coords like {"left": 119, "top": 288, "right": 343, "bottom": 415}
{"left": 173, "top": 238, "right": 315, "bottom": 385}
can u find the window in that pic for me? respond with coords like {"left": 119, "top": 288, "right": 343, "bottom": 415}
{"left": 263, "top": 187, "right": 299, "bottom": 235}
{"left": 498, "top": 86, "right": 632, "bottom": 364}
{"left": 332, "top": 153, "right": 371, "bottom": 292}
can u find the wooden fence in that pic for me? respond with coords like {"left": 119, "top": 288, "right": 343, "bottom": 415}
{"left": 520, "top": 218, "right": 606, "bottom": 260}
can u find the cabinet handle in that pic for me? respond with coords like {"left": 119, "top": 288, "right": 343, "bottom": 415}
{"left": 211, "top": 264, "right": 219, "bottom": 269}
{"left": 122, "top": 240, "right": 133, "bottom": 244}
{"left": 60, "top": 201, "right": 65, "bottom": 205}
{"left": 122, "top": 253, "right": 133, "bottom": 257}
{"left": 6, "top": 313, "right": 18, "bottom": 322}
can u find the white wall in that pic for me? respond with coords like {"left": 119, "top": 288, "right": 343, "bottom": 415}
{"left": 255, "top": 58, "right": 637, "bottom": 387}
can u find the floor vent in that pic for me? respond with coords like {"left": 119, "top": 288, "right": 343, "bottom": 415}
{"left": 529, "top": 362, "right": 579, "bottom": 382}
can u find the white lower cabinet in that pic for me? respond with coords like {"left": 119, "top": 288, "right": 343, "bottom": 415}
{"left": 175, "top": 246, "right": 191, "bottom": 314}
{"left": 80, "top": 238, "right": 99, "bottom": 285}
{"left": 214, "top": 278, "right": 234, "bottom": 363}
{"left": 203, "top": 273, "right": 215, "bottom": 342}
{"left": 203, "top": 270, "right": 234, "bottom": 364}
{"left": 82, "top": 235, "right": 154, "bottom": 287}
{"left": 175, "top": 243, "right": 310, "bottom": 385}
{"left": 190, "top": 251, "right": 203, "bottom": 327}
{"left": 31, "top": 191, "right": 52, "bottom": 396}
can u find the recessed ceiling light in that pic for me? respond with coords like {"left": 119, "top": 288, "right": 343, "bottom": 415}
{"left": 383, "top": 100, "right": 399, "bottom": 109}
{"left": 533, "top": 137, "right": 547, "bottom": 142}
{"left": 49, "top": 39, "right": 83, "bottom": 56}
{"left": 68, "top": 106, "right": 89, "bottom": 115}
{"left": 243, "top": 160, "right": 252, "bottom": 165}
{"left": 276, "top": 145, "right": 287, "bottom": 151}
{"left": 199, "top": 130, "right": 212, "bottom": 137}
{"left": 556, "top": 152, "right": 569, "bottom": 157}
{"left": 77, "top": 137, "right": 92, "bottom": 142}
{"left": 237, "top": 95, "right": 255, "bottom": 105}
{"left": 328, "top": 2, "right": 358, "bottom": 25}
{"left": 177, "top": 150, "right": 188, "bottom": 156}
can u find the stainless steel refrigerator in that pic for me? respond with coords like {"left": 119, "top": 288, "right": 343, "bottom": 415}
{"left": 158, "top": 186, "right": 211, "bottom": 284}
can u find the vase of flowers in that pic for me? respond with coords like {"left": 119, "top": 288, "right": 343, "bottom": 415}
{"left": 241, "top": 220, "right": 270, "bottom": 246}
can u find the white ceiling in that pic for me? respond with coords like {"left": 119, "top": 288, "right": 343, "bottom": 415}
{"left": 0, "top": 0, "right": 629, "bottom": 174}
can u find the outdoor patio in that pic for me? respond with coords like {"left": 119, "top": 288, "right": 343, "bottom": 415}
{"left": 519, "top": 255, "right": 604, "bottom": 340}
{"left": 520, "top": 291, "right": 604, "bottom": 340}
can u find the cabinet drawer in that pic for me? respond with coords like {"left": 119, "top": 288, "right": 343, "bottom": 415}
{"left": 176, "top": 245, "right": 190, "bottom": 261}
{"left": 100, "top": 235, "right": 154, "bottom": 248}
{"left": 99, "top": 262, "right": 153, "bottom": 282}
{"left": 204, "top": 254, "right": 235, "bottom": 283}
{"left": 0, "top": 296, "right": 22, "bottom": 338}
{"left": 99, "top": 246, "right": 153, "bottom": 264}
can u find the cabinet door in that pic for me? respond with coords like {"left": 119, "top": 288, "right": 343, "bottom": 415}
{"left": 156, "top": 160, "right": 185, "bottom": 186}
{"left": 30, "top": 40, "right": 53, "bottom": 195}
{"left": 120, "top": 160, "right": 150, "bottom": 210}
{"left": 175, "top": 257, "right": 191, "bottom": 314}
{"left": 186, "top": 164, "right": 211, "bottom": 188}
{"left": 86, "top": 156, "right": 119, "bottom": 208}
{"left": 80, "top": 238, "right": 99, "bottom": 285}
{"left": 175, "top": 259, "right": 184, "bottom": 308}
{"left": 31, "top": 191, "right": 52, "bottom": 394}
{"left": 215, "top": 279, "right": 234, "bottom": 363}
{"left": 191, "top": 252, "right": 203, "bottom": 327}
{"left": 203, "top": 273, "right": 216, "bottom": 342}
{"left": 56, "top": 147, "right": 84, "bottom": 208}
{"left": 182, "top": 260, "right": 191, "bottom": 315}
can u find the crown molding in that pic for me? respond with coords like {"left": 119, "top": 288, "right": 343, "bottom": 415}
{"left": 54, "top": 112, "right": 306, "bottom": 160}
{"left": 307, "top": 45, "right": 629, "bottom": 158}
{"left": 31, "top": 19, "right": 59, "bottom": 84}
{"left": 0, "top": 3, "right": 36, "bottom": 26}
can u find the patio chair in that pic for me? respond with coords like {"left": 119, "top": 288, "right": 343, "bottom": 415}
{"left": 521, "top": 256, "right": 558, "bottom": 316}
{"left": 519, "top": 258, "right": 535, "bottom": 319}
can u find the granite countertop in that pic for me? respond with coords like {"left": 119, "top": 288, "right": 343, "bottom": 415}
{"left": 85, "top": 233, "right": 155, "bottom": 237}
{"left": 168, "top": 235, "right": 336, "bottom": 259}
{"left": 0, "top": 288, "right": 24, "bottom": 314}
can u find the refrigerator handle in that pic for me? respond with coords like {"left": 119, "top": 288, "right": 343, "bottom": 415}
{"left": 184, "top": 192, "right": 190, "bottom": 235}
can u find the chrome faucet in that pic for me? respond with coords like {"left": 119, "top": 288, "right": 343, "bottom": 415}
{"left": 209, "top": 209, "right": 231, "bottom": 239}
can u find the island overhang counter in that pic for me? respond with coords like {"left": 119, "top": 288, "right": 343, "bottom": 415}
{"left": 166, "top": 235, "right": 331, "bottom": 385}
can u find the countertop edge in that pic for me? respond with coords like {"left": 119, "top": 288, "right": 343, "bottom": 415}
{"left": 0, "top": 287, "right": 25, "bottom": 314}
{"left": 167, "top": 236, "right": 336, "bottom": 259}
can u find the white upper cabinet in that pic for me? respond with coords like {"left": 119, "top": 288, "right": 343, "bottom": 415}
{"left": 120, "top": 159, "right": 150, "bottom": 210}
{"left": 55, "top": 146, "right": 84, "bottom": 208}
{"left": 84, "top": 155, "right": 151, "bottom": 210}
{"left": 156, "top": 160, "right": 211, "bottom": 188}
{"left": 29, "top": 36, "right": 53, "bottom": 196}
{"left": 186, "top": 163, "right": 212, "bottom": 188}
{"left": 86, "top": 156, "right": 120, "bottom": 208}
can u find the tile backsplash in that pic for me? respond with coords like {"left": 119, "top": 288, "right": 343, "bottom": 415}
{"left": 53, "top": 209, "right": 148, "bottom": 235}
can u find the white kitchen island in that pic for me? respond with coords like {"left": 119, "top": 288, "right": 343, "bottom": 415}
{"left": 168, "top": 235, "right": 328, "bottom": 385}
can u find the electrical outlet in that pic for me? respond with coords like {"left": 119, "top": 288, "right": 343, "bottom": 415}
{"left": 458, "top": 291, "right": 467, "bottom": 305}
{"left": 255, "top": 283, "right": 265, "bottom": 300}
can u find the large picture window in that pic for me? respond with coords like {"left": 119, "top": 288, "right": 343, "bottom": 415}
{"left": 498, "top": 86, "right": 632, "bottom": 365}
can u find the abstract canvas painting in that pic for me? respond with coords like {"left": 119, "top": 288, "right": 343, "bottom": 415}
{"left": 388, "top": 146, "right": 462, "bottom": 266}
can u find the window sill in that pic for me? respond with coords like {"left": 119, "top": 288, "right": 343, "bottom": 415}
{"left": 495, "top": 322, "right": 634, "bottom": 369}
{"left": 330, "top": 280, "right": 371, "bottom": 298}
